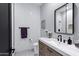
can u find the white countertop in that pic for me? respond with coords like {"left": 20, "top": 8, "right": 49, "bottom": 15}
{"left": 39, "top": 38, "right": 79, "bottom": 56}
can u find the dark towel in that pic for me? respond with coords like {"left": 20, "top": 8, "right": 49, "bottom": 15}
{"left": 21, "top": 27, "right": 27, "bottom": 38}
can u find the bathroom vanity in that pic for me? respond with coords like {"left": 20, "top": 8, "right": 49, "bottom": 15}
{"left": 39, "top": 38, "right": 79, "bottom": 56}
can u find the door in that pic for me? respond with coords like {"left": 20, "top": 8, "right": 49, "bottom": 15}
{"left": 0, "top": 3, "right": 13, "bottom": 56}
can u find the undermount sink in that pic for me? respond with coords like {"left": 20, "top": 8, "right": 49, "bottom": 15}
{"left": 42, "top": 38, "right": 58, "bottom": 45}
{"left": 40, "top": 38, "right": 61, "bottom": 46}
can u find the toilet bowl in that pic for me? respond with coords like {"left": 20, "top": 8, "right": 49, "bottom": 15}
{"left": 33, "top": 42, "right": 39, "bottom": 55}
{"left": 29, "top": 39, "right": 39, "bottom": 55}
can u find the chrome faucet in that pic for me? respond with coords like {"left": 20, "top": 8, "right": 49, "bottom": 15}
{"left": 57, "top": 35, "right": 62, "bottom": 42}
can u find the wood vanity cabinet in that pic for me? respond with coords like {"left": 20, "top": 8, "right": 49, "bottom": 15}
{"left": 39, "top": 41, "right": 63, "bottom": 56}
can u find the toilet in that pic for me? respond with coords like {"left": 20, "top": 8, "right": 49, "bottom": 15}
{"left": 29, "top": 39, "right": 39, "bottom": 55}
{"left": 33, "top": 42, "right": 39, "bottom": 56}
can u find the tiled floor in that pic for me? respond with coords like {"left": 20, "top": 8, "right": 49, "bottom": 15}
{"left": 14, "top": 49, "right": 39, "bottom": 56}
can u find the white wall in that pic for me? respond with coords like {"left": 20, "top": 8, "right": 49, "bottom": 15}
{"left": 13, "top": 3, "right": 40, "bottom": 52}
{"left": 40, "top": 3, "right": 65, "bottom": 37}
{"left": 40, "top": 3, "right": 79, "bottom": 44}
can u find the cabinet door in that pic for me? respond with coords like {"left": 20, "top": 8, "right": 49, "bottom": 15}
{"left": 39, "top": 41, "right": 49, "bottom": 56}
{"left": 39, "top": 41, "right": 63, "bottom": 56}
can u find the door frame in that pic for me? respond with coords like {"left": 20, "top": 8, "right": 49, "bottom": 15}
{"left": 11, "top": 3, "right": 16, "bottom": 56}
{"left": 8, "top": 3, "right": 12, "bottom": 56}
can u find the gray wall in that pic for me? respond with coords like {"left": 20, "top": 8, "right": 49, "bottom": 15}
{"left": 40, "top": 3, "right": 79, "bottom": 44}
{"left": 13, "top": 3, "right": 41, "bottom": 52}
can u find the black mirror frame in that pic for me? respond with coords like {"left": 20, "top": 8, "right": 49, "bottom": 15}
{"left": 54, "top": 3, "right": 74, "bottom": 35}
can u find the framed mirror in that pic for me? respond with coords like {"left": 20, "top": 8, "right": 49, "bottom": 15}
{"left": 54, "top": 3, "right": 74, "bottom": 34}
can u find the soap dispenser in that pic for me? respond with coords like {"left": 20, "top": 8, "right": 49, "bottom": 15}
{"left": 67, "top": 37, "right": 72, "bottom": 45}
